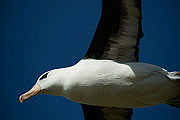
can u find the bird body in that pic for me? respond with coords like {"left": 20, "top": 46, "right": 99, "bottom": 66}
{"left": 19, "top": 0, "right": 180, "bottom": 119}
{"left": 36, "top": 59, "right": 180, "bottom": 108}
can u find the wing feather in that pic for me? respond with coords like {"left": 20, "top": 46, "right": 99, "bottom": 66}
{"left": 82, "top": 0, "right": 143, "bottom": 119}
{"left": 83, "top": 0, "right": 143, "bottom": 63}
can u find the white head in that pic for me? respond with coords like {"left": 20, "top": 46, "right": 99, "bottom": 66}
{"left": 19, "top": 69, "right": 67, "bottom": 103}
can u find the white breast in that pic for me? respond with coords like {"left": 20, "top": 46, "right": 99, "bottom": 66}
{"left": 62, "top": 59, "right": 179, "bottom": 108}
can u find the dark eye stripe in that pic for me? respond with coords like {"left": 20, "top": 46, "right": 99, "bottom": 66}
{"left": 39, "top": 72, "right": 49, "bottom": 80}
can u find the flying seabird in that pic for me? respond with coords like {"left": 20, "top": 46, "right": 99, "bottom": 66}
{"left": 19, "top": 0, "right": 180, "bottom": 120}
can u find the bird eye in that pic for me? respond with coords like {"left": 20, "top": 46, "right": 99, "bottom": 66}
{"left": 39, "top": 72, "right": 49, "bottom": 80}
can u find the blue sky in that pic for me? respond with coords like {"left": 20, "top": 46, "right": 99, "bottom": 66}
{"left": 1, "top": 0, "right": 180, "bottom": 120}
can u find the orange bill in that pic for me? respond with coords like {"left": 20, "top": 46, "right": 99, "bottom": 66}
{"left": 19, "top": 83, "right": 41, "bottom": 103}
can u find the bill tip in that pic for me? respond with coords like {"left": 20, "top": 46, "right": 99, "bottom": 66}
{"left": 19, "top": 95, "right": 23, "bottom": 103}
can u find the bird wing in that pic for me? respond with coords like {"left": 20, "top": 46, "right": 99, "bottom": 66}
{"left": 81, "top": 104, "right": 133, "bottom": 120}
{"left": 81, "top": 0, "right": 143, "bottom": 120}
{"left": 83, "top": 0, "right": 143, "bottom": 63}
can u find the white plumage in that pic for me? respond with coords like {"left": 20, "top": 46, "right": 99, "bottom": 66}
{"left": 36, "top": 59, "right": 180, "bottom": 108}
{"left": 19, "top": 0, "right": 180, "bottom": 119}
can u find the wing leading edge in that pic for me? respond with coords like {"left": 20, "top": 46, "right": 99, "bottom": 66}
{"left": 83, "top": 0, "right": 143, "bottom": 63}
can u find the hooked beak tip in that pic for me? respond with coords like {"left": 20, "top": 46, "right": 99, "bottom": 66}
{"left": 19, "top": 83, "right": 41, "bottom": 103}
{"left": 19, "top": 95, "right": 24, "bottom": 103}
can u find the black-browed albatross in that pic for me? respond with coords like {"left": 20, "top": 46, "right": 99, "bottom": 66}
{"left": 19, "top": 0, "right": 180, "bottom": 120}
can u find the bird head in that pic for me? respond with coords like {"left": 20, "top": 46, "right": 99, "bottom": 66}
{"left": 19, "top": 69, "right": 66, "bottom": 103}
